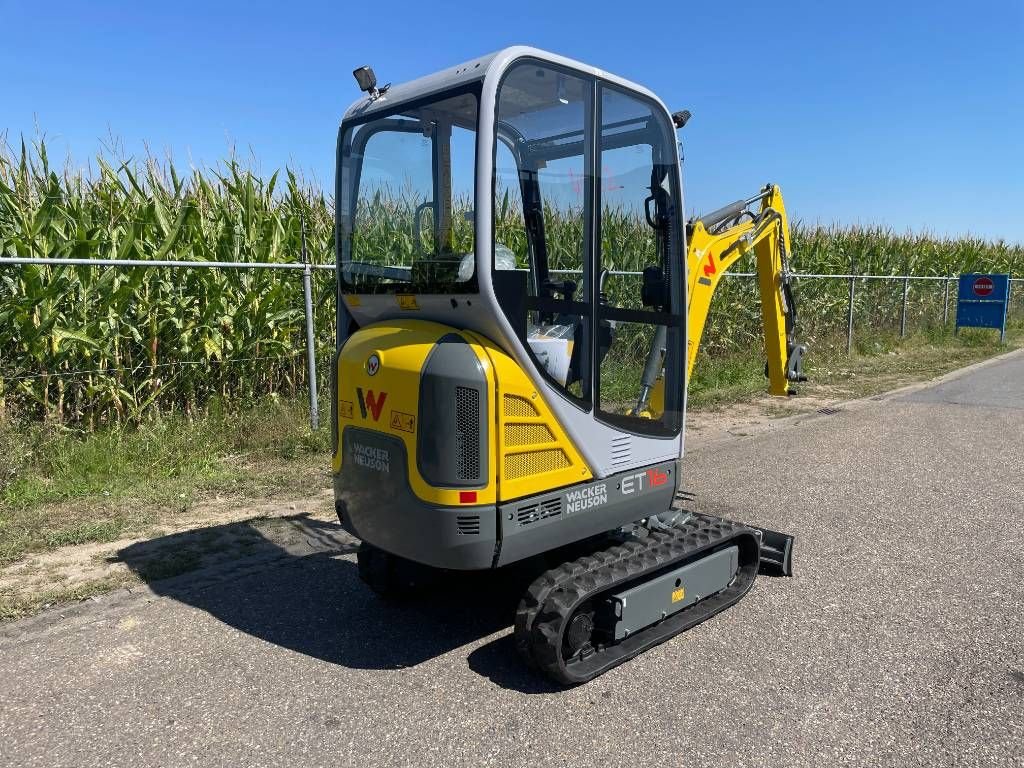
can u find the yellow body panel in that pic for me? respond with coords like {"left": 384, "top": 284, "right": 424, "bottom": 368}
{"left": 333, "top": 320, "right": 590, "bottom": 505}
{"left": 333, "top": 320, "right": 498, "bottom": 506}
{"left": 464, "top": 331, "right": 592, "bottom": 501}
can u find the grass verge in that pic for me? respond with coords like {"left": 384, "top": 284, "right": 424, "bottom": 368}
{"left": 688, "top": 323, "right": 1022, "bottom": 410}
{"left": 0, "top": 396, "right": 328, "bottom": 568}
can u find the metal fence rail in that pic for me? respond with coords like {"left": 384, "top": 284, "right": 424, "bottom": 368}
{"left": 2, "top": 256, "right": 1020, "bottom": 428}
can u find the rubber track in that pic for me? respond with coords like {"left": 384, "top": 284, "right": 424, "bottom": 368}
{"left": 514, "top": 513, "right": 760, "bottom": 685}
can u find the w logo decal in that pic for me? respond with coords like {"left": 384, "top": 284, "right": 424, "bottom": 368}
{"left": 356, "top": 388, "right": 388, "bottom": 421}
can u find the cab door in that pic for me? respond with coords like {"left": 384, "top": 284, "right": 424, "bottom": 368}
{"left": 492, "top": 63, "right": 594, "bottom": 408}
{"left": 490, "top": 59, "right": 685, "bottom": 476}
{"left": 593, "top": 84, "right": 684, "bottom": 436}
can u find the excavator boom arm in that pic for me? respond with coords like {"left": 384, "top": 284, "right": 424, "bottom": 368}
{"left": 685, "top": 184, "right": 805, "bottom": 395}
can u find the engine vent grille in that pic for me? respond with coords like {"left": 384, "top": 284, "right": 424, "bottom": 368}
{"left": 504, "top": 449, "right": 570, "bottom": 480}
{"left": 503, "top": 394, "right": 539, "bottom": 418}
{"left": 505, "top": 423, "right": 555, "bottom": 447}
{"left": 610, "top": 435, "right": 632, "bottom": 467}
{"left": 456, "top": 514, "right": 480, "bottom": 535}
{"left": 455, "top": 386, "right": 481, "bottom": 480}
{"left": 516, "top": 497, "right": 562, "bottom": 526}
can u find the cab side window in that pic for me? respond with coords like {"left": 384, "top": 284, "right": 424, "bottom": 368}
{"left": 595, "top": 85, "right": 683, "bottom": 434}
{"left": 493, "top": 63, "right": 593, "bottom": 405}
{"left": 494, "top": 140, "right": 529, "bottom": 272}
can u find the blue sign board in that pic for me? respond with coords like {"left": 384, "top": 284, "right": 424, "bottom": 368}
{"left": 956, "top": 273, "right": 1010, "bottom": 342}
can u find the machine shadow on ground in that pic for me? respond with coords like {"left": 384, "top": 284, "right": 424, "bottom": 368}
{"left": 117, "top": 516, "right": 561, "bottom": 693}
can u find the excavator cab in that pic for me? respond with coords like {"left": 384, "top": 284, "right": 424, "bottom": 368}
{"left": 334, "top": 47, "right": 797, "bottom": 685}
{"left": 336, "top": 51, "right": 687, "bottom": 478}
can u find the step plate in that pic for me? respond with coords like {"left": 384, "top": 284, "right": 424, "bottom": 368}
{"left": 608, "top": 546, "right": 738, "bottom": 641}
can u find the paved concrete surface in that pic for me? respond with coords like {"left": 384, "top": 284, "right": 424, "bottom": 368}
{"left": 900, "top": 351, "right": 1024, "bottom": 411}
{"left": 2, "top": 351, "right": 1023, "bottom": 767}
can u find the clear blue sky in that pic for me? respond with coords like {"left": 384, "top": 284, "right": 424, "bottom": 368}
{"left": 2, "top": 0, "right": 1022, "bottom": 243}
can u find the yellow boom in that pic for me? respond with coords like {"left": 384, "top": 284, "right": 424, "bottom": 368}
{"left": 685, "top": 183, "right": 804, "bottom": 396}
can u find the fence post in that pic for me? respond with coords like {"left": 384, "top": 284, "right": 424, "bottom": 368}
{"left": 846, "top": 258, "right": 856, "bottom": 354}
{"left": 899, "top": 276, "right": 910, "bottom": 337}
{"left": 943, "top": 277, "right": 951, "bottom": 326}
{"left": 301, "top": 216, "right": 320, "bottom": 431}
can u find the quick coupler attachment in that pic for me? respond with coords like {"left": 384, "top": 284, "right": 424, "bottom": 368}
{"left": 786, "top": 342, "right": 808, "bottom": 382}
{"left": 763, "top": 341, "right": 807, "bottom": 387}
{"left": 752, "top": 526, "right": 794, "bottom": 577}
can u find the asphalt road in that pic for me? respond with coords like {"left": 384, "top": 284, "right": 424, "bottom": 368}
{"left": 2, "top": 352, "right": 1023, "bottom": 767}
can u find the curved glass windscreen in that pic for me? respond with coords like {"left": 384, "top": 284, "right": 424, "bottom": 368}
{"left": 338, "top": 88, "right": 479, "bottom": 293}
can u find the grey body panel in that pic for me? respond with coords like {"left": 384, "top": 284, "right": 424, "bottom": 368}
{"left": 335, "top": 422, "right": 680, "bottom": 570}
{"left": 417, "top": 334, "right": 488, "bottom": 487}
{"left": 608, "top": 545, "right": 739, "bottom": 640}
{"left": 341, "top": 46, "right": 667, "bottom": 126}
{"left": 335, "top": 428, "right": 496, "bottom": 570}
{"left": 496, "top": 461, "right": 679, "bottom": 566}
{"left": 338, "top": 46, "right": 688, "bottom": 481}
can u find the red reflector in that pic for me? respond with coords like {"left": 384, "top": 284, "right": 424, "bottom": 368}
{"left": 459, "top": 491, "right": 477, "bottom": 504}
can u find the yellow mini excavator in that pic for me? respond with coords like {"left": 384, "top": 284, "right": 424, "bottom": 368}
{"left": 333, "top": 47, "right": 805, "bottom": 684}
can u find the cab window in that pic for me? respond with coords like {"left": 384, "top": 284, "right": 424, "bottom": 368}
{"left": 493, "top": 62, "right": 593, "bottom": 406}
{"left": 595, "top": 85, "right": 683, "bottom": 435}
{"left": 491, "top": 67, "right": 684, "bottom": 435}
{"left": 339, "top": 89, "right": 479, "bottom": 293}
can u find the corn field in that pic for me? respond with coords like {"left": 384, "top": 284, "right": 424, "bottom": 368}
{"left": 2, "top": 140, "right": 1022, "bottom": 427}
{"left": 0, "top": 140, "right": 335, "bottom": 428}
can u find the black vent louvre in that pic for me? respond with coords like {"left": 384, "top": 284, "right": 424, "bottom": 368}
{"left": 456, "top": 514, "right": 480, "bottom": 535}
{"left": 516, "top": 497, "right": 562, "bottom": 526}
{"left": 455, "top": 386, "right": 481, "bottom": 480}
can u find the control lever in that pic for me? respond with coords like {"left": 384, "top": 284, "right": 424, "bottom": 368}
{"left": 542, "top": 279, "right": 577, "bottom": 301}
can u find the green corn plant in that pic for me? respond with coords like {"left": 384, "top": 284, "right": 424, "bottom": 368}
{"left": 0, "top": 140, "right": 337, "bottom": 427}
{"left": 1, "top": 138, "right": 1021, "bottom": 427}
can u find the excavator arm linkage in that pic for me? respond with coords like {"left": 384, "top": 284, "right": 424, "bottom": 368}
{"left": 685, "top": 184, "right": 807, "bottom": 395}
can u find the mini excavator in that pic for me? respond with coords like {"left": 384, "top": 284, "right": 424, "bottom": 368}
{"left": 333, "top": 48, "right": 805, "bottom": 684}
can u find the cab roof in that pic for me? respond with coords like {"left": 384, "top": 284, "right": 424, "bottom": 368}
{"left": 341, "top": 46, "right": 668, "bottom": 124}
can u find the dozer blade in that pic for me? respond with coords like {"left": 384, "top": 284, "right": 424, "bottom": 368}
{"left": 752, "top": 526, "right": 795, "bottom": 577}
